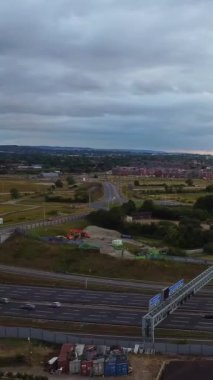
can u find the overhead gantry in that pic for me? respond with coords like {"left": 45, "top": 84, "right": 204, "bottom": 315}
{"left": 142, "top": 266, "right": 213, "bottom": 345}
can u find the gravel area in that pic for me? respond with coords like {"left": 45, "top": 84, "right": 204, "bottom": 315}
{"left": 84, "top": 225, "right": 135, "bottom": 259}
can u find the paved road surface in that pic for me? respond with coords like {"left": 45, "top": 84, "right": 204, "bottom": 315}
{"left": 0, "top": 182, "right": 124, "bottom": 236}
{"left": 91, "top": 182, "right": 125, "bottom": 209}
{"left": 0, "top": 283, "right": 213, "bottom": 332}
{"left": 0, "top": 264, "right": 167, "bottom": 291}
{"left": 0, "top": 284, "right": 149, "bottom": 326}
{"left": 160, "top": 283, "right": 213, "bottom": 332}
{"left": 0, "top": 283, "right": 151, "bottom": 308}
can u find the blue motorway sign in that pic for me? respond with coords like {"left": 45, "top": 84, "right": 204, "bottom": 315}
{"left": 149, "top": 293, "right": 162, "bottom": 310}
{"left": 169, "top": 279, "right": 184, "bottom": 296}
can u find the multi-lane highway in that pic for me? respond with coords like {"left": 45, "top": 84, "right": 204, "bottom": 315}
{"left": 1, "top": 283, "right": 213, "bottom": 333}
{"left": 160, "top": 284, "right": 213, "bottom": 332}
{"left": 0, "top": 284, "right": 149, "bottom": 326}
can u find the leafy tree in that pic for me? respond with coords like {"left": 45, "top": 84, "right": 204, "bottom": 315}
{"left": 134, "top": 180, "right": 140, "bottom": 186}
{"left": 121, "top": 200, "right": 136, "bottom": 214}
{"left": 55, "top": 179, "right": 63, "bottom": 188}
{"left": 194, "top": 194, "right": 213, "bottom": 214}
{"left": 88, "top": 207, "right": 124, "bottom": 229}
{"left": 74, "top": 190, "right": 89, "bottom": 202}
{"left": 141, "top": 199, "right": 154, "bottom": 211}
{"left": 10, "top": 188, "right": 20, "bottom": 199}
{"left": 204, "top": 243, "right": 213, "bottom": 254}
{"left": 66, "top": 176, "right": 75, "bottom": 185}
{"left": 178, "top": 219, "right": 204, "bottom": 248}
{"left": 206, "top": 184, "right": 213, "bottom": 192}
{"left": 185, "top": 178, "right": 193, "bottom": 186}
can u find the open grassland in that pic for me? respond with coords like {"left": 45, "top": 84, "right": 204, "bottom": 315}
{"left": 108, "top": 175, "right": 212, "bottom": 186}
{"left": 0, "top": 176, "right": 98, "bottom": 224}
{"left": 132, "top": 192, "right": 211, "bottom": 206}
{"left": 106, "top": 175, "right": 212, "bottom": 204}
{"left": 0, "top": 234, "right": 205, "bottom": 282}
{"left": 0, "top": 203, "right": 88, "bottom": 225}
{"left": 32, "top": 219, "right": 88, "bottom": 236}
{"left": 0, "top": 337, "right": 58, "bottom": 368}
{"left": 0, "top": 177, "right": 51, "bottom": 193}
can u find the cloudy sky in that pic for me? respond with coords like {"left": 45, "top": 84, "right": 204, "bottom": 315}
{"left": 0, "top": 0, "right": 213, "bottom": 152}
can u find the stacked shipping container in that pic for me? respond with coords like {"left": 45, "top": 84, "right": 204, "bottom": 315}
{"left": 52, "top": 343, "right": 129, "bottom": 377}
{"left": 58, "top": 343, "right": 75, "bottom": 374}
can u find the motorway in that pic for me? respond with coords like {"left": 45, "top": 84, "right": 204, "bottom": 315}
{"left": 0, "top": 284, "right": 149, "bottom": 326}
{"left": 160, "top": 283, "right": 213, "bottom": 332}
{"left": 0, "top": 283, "right": 213, "bottom": 333}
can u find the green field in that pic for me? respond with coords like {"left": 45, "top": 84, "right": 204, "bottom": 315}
{"left": 109, "top": 175, "right": 212, "bottom": 187}
{"left": 107, "top": 175, "right": 212, "bottom": 204}
{"left": 0, "top": 203, "right": 88, "bottom": 225}
{"left": 0, "top": 337, "right": 58, "bottom": 368}
{"left": 132, "top": 192, "right": 211, "bottom": 207}
{"left": 0, "top": 176, "right": 102, "bottom": 225}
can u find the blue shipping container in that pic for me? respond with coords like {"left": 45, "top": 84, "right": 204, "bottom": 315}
{"left": 116, "top": 362, "right": 128, "bottom": 376}
{"left": 104, "top": 361, "right": 116, "bottom": 377}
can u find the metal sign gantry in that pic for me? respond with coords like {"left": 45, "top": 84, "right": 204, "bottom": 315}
{"left": 142, "top": 265, "right": 213, "bottom": 345}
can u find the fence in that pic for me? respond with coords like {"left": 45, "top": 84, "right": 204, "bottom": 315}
{"left": 0, "top": 326, "right": 213, "bottom": 356}
{"left": 0, "top": 212, "right": 89, "bottom": 243}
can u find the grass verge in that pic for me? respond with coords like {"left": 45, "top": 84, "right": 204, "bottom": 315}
{"left": 0, "top": 234, "right": 205, "bottom": 283}
{"left": 0, "top": 272, "right": 154, "bottom": 294}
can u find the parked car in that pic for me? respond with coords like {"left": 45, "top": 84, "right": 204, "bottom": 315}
{"left": 0, "top": 297, "right": 9, "bottom": 304}
{"left": 20, "top": 303, "right": 36, "bottom": 310}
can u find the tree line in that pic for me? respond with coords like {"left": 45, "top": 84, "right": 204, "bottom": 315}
{"left": 88, "top": 196, "right": 213, "bottom": 250}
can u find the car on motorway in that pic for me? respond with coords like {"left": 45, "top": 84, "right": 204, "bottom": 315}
{"left": 20, "top": 303, "right": 36, "bottom": 310}
{"left": 51, "top": 301, "right": 62, "bottom": 308}
{"left": 0, "top": 297, "right": 9, "bottom": 304}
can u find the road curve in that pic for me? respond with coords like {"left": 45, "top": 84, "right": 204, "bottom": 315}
{"left": 0, "top": 182, "right": 124, "bottom": 235}
{"left": 91, "top": 182, "right": 125, "bottom": 210}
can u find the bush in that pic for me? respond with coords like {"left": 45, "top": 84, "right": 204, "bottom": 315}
{"left": 167, "top": 248, "right": 186, "bottom": 257}
{"left": 194, "top": 195, "right": 213, "bottom": 215}
{"left": 203, "top": 243, "right": 213, "bottom": 254}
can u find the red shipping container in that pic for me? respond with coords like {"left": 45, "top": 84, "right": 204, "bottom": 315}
{"left": 58, "top": 344, "right": 75, "bottom": 374}
{"left": 81, "top": 360, "right": 93, "bottom": 376}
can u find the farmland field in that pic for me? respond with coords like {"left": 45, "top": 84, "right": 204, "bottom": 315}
{"left": 0, "top": 175, "right": 100, "bottom": 225}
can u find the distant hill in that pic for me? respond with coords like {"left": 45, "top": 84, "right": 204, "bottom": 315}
{"left": 0, "top": 145, "right": 209, "bottom": 158}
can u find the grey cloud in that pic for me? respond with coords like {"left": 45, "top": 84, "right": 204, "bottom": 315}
{"left": 0, "top": 0, "right": 213, "bottom": 151}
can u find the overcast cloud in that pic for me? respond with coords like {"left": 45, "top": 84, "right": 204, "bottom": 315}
{"left": 0, "top": 0, "right": 213, "bottom": 152}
